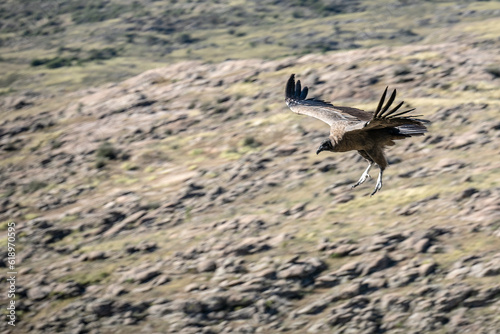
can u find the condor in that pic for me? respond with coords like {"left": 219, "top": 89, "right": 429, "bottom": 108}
{"left": 285, "top": 74, "right": 428, "bottom": 196}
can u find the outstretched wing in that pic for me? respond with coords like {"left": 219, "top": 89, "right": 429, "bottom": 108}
{"left": 345, "top": 87, "right": 429, "bottom": 134}
{"left": 285, "top": 74, "right": 371, "bottom": 127}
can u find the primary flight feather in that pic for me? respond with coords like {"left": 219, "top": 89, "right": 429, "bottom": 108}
{"left": 285, "top": 74, "right": 428, "bottom": 196}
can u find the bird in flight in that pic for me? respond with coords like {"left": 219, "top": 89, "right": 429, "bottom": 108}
{"left": 285, "top": 74, "right": 428, "bottom": 196}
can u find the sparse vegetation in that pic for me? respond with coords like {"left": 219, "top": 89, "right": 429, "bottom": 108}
{"left": 1, "top": 1, "right": 500, "bottom": 333}
{"left": 176, "top": 33, "right": 196, "bottom": 44}
{"left": 2, "top": 0, "right": 497, "bottom": 94}
{"left": 96, "top": 141, "right": 119, "bottom": 160}
{"left": 94, "top": 141, "right": 120, "bottom": 168}
{"left": 31, "top": 47, "right": 120, "bottom": 69}
{"left": 394, "top": 65, "right": 412, "bottom": 76}
{"left": 87, "top": 47, "right": 119, "bottom": 61}
{"left": 95, "top": 157, "right": 107, "bottom": 169}
{"left": 485, "top": 65, "right": 500, "bottom": 78}
{"left": 242, "top": 136, "right": 261, "bottom": 148}
{"left": 1, "top": 185, "right": 16, "bottom": 198}
{"left": 121, "top": 162, "right": 139, "bottom": 171}
{"left": 50, "top": 139, "right": 63, "bottom": 149}
{"left": 0, "top": 73, "right": 20, "bottom": 88}
{"left": 70, "top": 1, "right": 140, "bottom": 24}
{"left": 23, "top": 180, "right": 48, "bottom": 194}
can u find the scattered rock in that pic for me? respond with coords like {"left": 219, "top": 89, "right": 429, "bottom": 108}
{"left": 86, "top": 298, "right": 115, "bottom": 317}
{"left": 228, "top": 236, "right": 271, "bottom": 256}
{"left": 27, "top": 286, "right": 51, "bottom": 301}
{"left": 419, "top": 262, "right": 438, "bottom": 276}
{"left": 277, "top": 257, "right": 326, "bottom": 281}
{"left": 4, "top": 34, "right": 500, "bottom": 334}
{"left": 197, "top": 259, "right": 217, "bottom": 273}
{"left": 361, "top": 253, "right": 396, "bottom": 276}
{"left": 331, "top": 193, "right": 355, "bottom": 204}
{"left": 80, "top": 251, "right": 108, "bottom": 261}
{"left": 275, "top": 145, "right": 297, "bottom": 156}
{"left": 103, "top": 210, "right": 147, "bottom": 237}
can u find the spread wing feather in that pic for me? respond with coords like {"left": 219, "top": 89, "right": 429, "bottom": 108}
{"left": 284, "top": 74, "right": 428, "bottom": 134}
{"left": 285, "top": 74, "right": 370, "bottom": 126}
{"left": 345, "top": 86, "right": 429, "bottom": 133}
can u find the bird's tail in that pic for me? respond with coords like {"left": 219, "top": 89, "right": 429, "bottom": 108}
{"left": 394, "top": 124, "right": 428, "bottom": 137}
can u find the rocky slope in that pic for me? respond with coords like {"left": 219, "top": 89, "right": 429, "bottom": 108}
{"left": 1, "top": 39, "right": 500, "bottom": 333}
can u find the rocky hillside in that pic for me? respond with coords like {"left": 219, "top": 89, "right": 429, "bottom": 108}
{"left": 1, "top": 40, "right": 500, "bottom": 333}
{"left": 2, "top": 1, "right": 500, "bottom": 334}
{"left": 2, "top": 0, "right": 500, "bottom": 94}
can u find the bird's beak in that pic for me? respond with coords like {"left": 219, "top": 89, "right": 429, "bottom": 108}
{"left": 316, "top": 147, "right": 322, "bottom": 155}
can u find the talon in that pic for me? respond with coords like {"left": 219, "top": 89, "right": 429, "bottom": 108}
{"left": 352, "top": 163, "right": 373, "bottom": 189}
{"left": 370, "top": 183, "right": 382, "bottom": 196}
{"left": 370, "top": 168, "right": 384, "bottom": 196}
{"left": 352, "top": 163, "right": 384, "bottom": 195}
{"left": 352, "top": 174, "right": 370, "bottom": 188}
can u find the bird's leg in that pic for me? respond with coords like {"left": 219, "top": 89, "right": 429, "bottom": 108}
{"left": 370, "top": 167, "right": 384, "bottom": 196}
{"left": 352, "top": 162, "right": 373, "bottom": 189}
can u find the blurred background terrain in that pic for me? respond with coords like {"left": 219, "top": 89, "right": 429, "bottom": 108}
{"left": 1, "top": 0, "right": 500, "bottom": 333}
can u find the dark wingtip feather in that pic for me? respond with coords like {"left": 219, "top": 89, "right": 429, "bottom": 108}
{"left": 384, "top": 101, "right": 404, "bottom": 118}
{"left": 370, "top": 86, "right": 430, "bottom": 125}
{"left": 374, "top": 87, "right": 388, "bottom": 118}
{"left": 286, "top": 74, "right": 295, "bottom": 100}
{"left": 300, "top": 86, "right": 308, "bottom": 99}
{"left": 286, "top": 74, "right": 309, "bottom": 101}
{"left": 388, "top": 108, "right": 416, "bottom": 119}
{"left": 381, "top": 89, "right": 397, "bottom": 115}
{"left": 296, "top": 80, "right": 302, "bottom": 97}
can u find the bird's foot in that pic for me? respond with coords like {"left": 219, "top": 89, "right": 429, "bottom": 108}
{"left": 351, "top": 171, "right": 371, "bottom": 189}
{"left": 370, "top": 174, "right": 383, "bottom": 196}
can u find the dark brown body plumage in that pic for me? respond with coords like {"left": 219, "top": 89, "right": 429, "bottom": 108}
{"left": 285, "top": 74, "right": 428, "bottom": 195}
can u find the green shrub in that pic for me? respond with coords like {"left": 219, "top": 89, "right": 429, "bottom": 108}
{"left": 394, "top": 66, "right": 412, "bottom": 76}
{"left": 23, "top": 180, "right": 48, "bottom": 193}
{"left": 31, "top": 56, "right": 74, "bottom": 69}
{"left": 30, "top": 58, "right": 48, "bottom": 67}
{"left": 2, "top": 186, "right": 16, "bottom": 198}
{"left": 242, "top": 136, "right": 261, "bottom": 148}
{"left": 485, "top": 65, "right": 500, "bottom": 78}
{"left": 176, "top": 33, "right": 195, "bottom": 44}
{"left": 95, "top": 157, "right": 107, "bottom": 169}
{"left": 46, "top": 57, "right": 73, "bottom": 68}
{"left": 71, "top": 1, "right": 136, "bottom": 24}
{"left": 87, "top": 47, "right": 118, "bottom": 61}
{"left": 96, "top": 141, "right": 119, "bottom": 160}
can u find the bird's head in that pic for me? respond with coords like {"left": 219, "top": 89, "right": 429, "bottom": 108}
{"left": 316, "top": 139, "right": 334, "bottom": 155}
